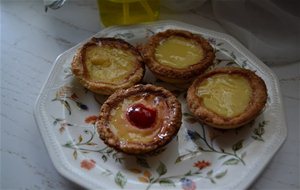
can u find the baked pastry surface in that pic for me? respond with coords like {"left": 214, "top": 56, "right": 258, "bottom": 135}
{"left": 141, "top": 29, "right": 215, "bottom": 84}
{"left": 72, "top": 37, "right": 144, "bottom": 95}
{"left": 97, "top": 84, "right": 182, "bottom": 154}
{"left": 187, "top": 67, "right": 267, "bottom": 129}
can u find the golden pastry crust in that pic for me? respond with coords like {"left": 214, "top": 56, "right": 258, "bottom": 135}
{"left": 97, "top": 84, "right": 182, "bottom": 154}
{"left": 141, "top": 29, "right": 215, "bottom": 84}
{"left": 71, "top": 37, "right": 145, "bottom": 95}
{"left": 187, "top": 67, "right": 267, "bottom": 129}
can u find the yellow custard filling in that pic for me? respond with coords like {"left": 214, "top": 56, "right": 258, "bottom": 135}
{"left": 155, "top": 36, "right": 204, "bottom": 69}
{"left": 85, "top": 46, "right": 136, "bottom": 83}
{"left": 197, "top": 74, "right": 252, "bottom": 117}
{"left": 109, "top": 94, "right": 167, "bottom": 143}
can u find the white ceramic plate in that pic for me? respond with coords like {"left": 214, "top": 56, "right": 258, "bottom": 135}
{"left": 34, "top": 21, "right": 287, "bottom": 190}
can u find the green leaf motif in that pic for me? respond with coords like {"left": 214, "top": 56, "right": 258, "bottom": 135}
{"left": 53, "top": 118, "right": 63, "bottom": 125}
{"left": 219, "top": 48, "right": 228, "bottom": 52}
{"left": 107, "top": 148, "right": 114, "bottom": 154}
{"left": 210, "top": 178, "right": 216, "bottom": 184}
{"left": 251, "top": 121, "right": 268, "bottom": 142}
{"left": 241, "top": 152, "right": 247, "bottom": 159}
{"left": 220, "top": 147, "right": 225, "bottom": 153}
{"left": 242, "top": 60, "right": 248, "bottom": 68}
{"left": 159, "top": 179, "right": 175, "bottom": 187}
{"left": 72, "top": 150, "right": 77, "bottom": 160}
{"left": 136, "top": 157, "right": 150, "bottom": 168}
{"left": 214, "top": 170, "right": 227, "bottom": 179}
{"left": 64, "top": 141, "right": 73, "bottom": 148}
{"left": 114, "top": 172, "right": 127, "bottom": 189}
{"left": 232, "top": 139, "right": 244, "bottom": 152}
{"left": 226, "top": 61, "right": 236, "bottom": 66}
{"left": 114, "top": 32, "right": 134, "bottom": 39}
{"left": 75, "top": 101, "right": 88, "bottom": 110}
{"left": 218, "top": 155, "right": 227, "bottom": 160}
{"left": 183, "top": 112, "right": 193, "bottom": 117}
{"left": 149, "top": 177, "right": 154, "bottom": 183}
{"left": 175, "top": 156, "right": 183, "bottom": 164}
{"left": 184, "top": 170, "right": 192, "bottom": 176}
{"left": 102, "top": 155, "right": 107, "bottom": 162}
{"left": 61, "top": 100, "right": 71, "bottom": 115}
{"left": 187, "top": 130, "right": 202, "bottom": 141}
{"left": 207, "top": 170, "right": 213, "bottom": 176}
{"left": 87, "top": 142, "right": 98, "bottom": 146}
{"left": 156, "top": 162, "right": 167, "bottom": 176}
{"left": 78, "top": 135, "right": 83, "bottom": 143}
{"left": 251, "top": 135, "right": 264, "bottom": 142}
{"left": 102, "top": 169, "right": 112, "bottom": 176}
{"left": 223, "top": 158, "right": 240, "bottom": 165}
{"left": 255, "top": 126, "right": 265, "bottom": 136}
{"left": 230, "top": 52, "right": 237, "bottom": 60}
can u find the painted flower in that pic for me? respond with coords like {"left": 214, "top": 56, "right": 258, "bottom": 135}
{"left": 55, "top": 86, "right": 72, "bottom": 99}
{"left": 187, "top": 130, "right": 201, "bottom": 141}
{"left": 85, "top": 115, "right": 98, "bottom": 124}
{"left": 137, "top": 170, "right": 152, "bottom": 183}
{"left": 59, "top": 126, "right": 65, "bottom": 133}
{"left": 80, "top": 159, "right": 96, "bottom": 170}
{"left": 180, "top": 178, "right": 196, "bottom": 190}
{"left": 207, "top": 38, "right": 216, "bottom": 45}
{"left": 70, "top": 93, "right": 79, "bottom": 100}
{"left": 138, "top": 176, "right": 149, "bottom": 183}
{"left": 194, "top": 160, "right": 211, "bottom": 170}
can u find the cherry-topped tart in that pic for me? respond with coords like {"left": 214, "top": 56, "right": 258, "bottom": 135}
{"left": 97, "top": 84, "right": 182, "bottom": 154}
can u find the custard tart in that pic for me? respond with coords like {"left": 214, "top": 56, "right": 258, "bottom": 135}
{"left": 141, "top": 29, "right": 215, "bottom": 84}
{"left": 71, "top": 37, "right": 144, "bottom": 95}
{"left": 187, "top": 67, "right": 267, "bottom": 129}
{"left": 97, "top": 84, "right": 182, "bottom": 154}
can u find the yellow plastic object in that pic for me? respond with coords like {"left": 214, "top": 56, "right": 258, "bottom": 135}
{"left": 197, "top": 74, "right": 252, "bottom": 117}
{"left": 97, "top": 0, "right": 160, "bottom": 26}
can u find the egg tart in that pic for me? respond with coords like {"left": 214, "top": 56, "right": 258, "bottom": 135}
{"left": 97, "top": 84, "right": 182, "bottom": 154}
{"left": 71, "top": 37, "right": 145, "bottom": 95}
{"left": 141, "top": 29, "right": 215, "bottom": 84}
{"left": 187, "top": 67, "right": 267, "bottom": 129}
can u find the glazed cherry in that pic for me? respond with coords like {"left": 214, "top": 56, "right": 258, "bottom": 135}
{"left": 126, "top": 104, "right": 157, "bottom": 129}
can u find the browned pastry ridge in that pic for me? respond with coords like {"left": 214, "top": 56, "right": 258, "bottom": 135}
{"left": 141, "top": 29, "right": 215, "bottom": 83}
{"left": 71, "top": 37, "right": 145, "bottom": 95}
{"left": 187, "top": 67, "right": 268, "bottom": 129}
{"left": 97, "top": 84, "right": 182, "bottom": 154}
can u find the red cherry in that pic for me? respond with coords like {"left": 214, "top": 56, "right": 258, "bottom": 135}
{"left": 126, "top": 104, "right": 157, "bottom": 129}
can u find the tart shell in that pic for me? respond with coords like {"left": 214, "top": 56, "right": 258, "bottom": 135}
{"left": 71, "top": 37, "right": 145, "bottom": 95}
{"left": 141, "top": 29, "right": 215, "bottom": 83}
{"left": 187, "top": 67, "right": 268, "bottom": 129}
{"left": 97, "top": 84, "right": 182, "bottom": 154}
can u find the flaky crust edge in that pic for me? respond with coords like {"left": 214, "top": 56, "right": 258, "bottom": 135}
{"left": 187, "top": 67, "right": 268, "bottom": 129}
{"left": 71, "top": 37, "right": 145, "bottom": 95}
{"left": 97, "top": 84, "right": 182, "bottom": 154}
{"left": 141, "top": 29, "right": 215, "bottom": 82}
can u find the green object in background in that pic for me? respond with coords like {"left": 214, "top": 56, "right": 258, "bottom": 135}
{"left": 97, "top": 0, "right": 160, "bottom": 26}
